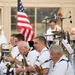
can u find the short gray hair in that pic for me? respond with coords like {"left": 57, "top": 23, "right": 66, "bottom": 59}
{"left": 49, "top": 44, "right": 63, "bottom": 53}
{"left": 18, "top": 41, "right": 30, "bottom": 49}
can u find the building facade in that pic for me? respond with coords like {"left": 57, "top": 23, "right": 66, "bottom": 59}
{"left": 0, "top": 0, "right": 75, "bottom": 41}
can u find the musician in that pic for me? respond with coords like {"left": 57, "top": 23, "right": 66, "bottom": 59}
{"left": 15, "top": 41, "right": 39, "bottom": 74}
{"left": 14, "top": 41, "right": 30, "bottom": 73}
{"left": 48, "top": 44, "right": 74, "bottom": 75}
{"left": 46, "top": 19, "right": 61, "bottom": 47}
{"left": 26, "top": 36, "right": 52, "bottom": 75}
{"left": 10, "top": 33, "right": 24, "bottom": 59}
{"left": 4, "top": 34, "right": 24, "bottom": 62}
{"left": 0, "top": 34, "right": 16, "bottom": 62}
{"left": 0, "top": 34, "right": 24, "bottom": 75}
{"left": 2, "top": 41, "right": 38, "bottom": 74}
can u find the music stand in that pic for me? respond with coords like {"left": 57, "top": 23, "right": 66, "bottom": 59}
{"left": 28, "top": 41, "right": 34, "bottom": 47}
{"left": 28, "top": 41, "right": 34, "bottom": 50}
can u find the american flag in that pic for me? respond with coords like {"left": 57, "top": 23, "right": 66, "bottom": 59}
{"left": 17, "top": 0, "right": 34, "bottom": 42}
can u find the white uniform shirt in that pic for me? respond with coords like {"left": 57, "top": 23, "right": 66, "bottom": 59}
{"left": 27, "top": 50, "right": 39, "bottom": 66}
{"left": 11, "top": 46, "right": 23, "bottom": 61}
{"left": 34, "top": 47, "right": 51, "bottom": 69}
{"left": 46, "top": 27, "right": 56, "bottom": 41}
{"left": 50, "top": 55, "right": 74, "bottom": 75}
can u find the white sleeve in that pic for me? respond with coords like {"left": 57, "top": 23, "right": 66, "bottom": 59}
{"left": 35, "top": 51, "right": 51, "bottom": 69}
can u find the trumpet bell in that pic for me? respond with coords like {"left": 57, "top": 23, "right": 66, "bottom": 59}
{"left": 2, "top": 49, "right": 10, "bottom": 56}
{"left": 34, "top": 65, "right": 43, "bottom": 75}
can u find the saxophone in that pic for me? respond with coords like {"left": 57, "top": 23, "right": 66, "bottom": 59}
{"left": 22, "top": 55, "right": 34, "bottom": 75}
{"left": 34, "top": 59, "right": 51, "bottom": 75}
{"left": 22, "top": 55, "right": 30, "bottom": 75}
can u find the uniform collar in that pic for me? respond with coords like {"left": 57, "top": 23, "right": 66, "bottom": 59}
{"left": 40, "top": 47, "right": 48, "bottom": 54}
{"left": 55, "top": 55, "right": 68, "bottom": 66}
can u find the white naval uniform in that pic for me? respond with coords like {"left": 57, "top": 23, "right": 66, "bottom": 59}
{"left": 49, "top": 55, "right": 74, "bottom": 75}
{"left": 34, "top": 47, "right": 51, "bottom": 75}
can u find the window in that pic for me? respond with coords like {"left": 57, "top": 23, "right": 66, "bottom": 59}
{"left": 36, "top": 8, "right": 59, "bottom": 36}
{"left": 11, "top": 8, "right": 17, "bottom": 31}
{"left": 11, "top": 7, "right": 35, "bottom": 34}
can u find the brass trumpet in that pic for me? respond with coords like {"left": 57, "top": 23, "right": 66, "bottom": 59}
{"left": 34, "top": 59, "right": 51, "bottom": 75}
{"left": 0, "top": 43, "right": 11, "bottom": 63}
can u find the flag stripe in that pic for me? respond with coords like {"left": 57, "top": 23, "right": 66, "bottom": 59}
{"left": 17, "top": 24, "right": 32, "bottom": 29}
{"left": 18, "top": 20, "right": 30, "bottom": 24}
{"left": 17, "top": 14, "right": 28, "bottom": 18}
{"left": 17, "top": 12, "right": 28, "bottom": 17}
{"left": 28, "top": 31, "right": 34, "bottom": 41}
{"left": 17, "top": 0, "right": 34, "bottom": 42}
{"left": 17, "top": 12, "right": 30, "bottom": 23}
{"left": 22, "top": 28, "right": 26, "bottom": 35}
{"left": 17, "top": 17, "right": 30, "bottom": 23}
{"left": 26, "top": 30, "right": 31, "bottom": 41}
